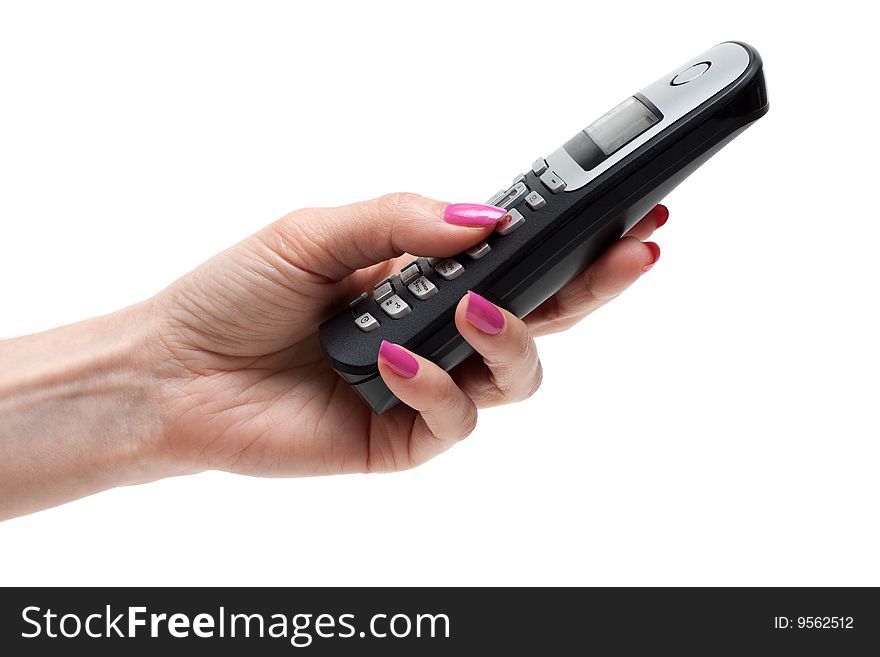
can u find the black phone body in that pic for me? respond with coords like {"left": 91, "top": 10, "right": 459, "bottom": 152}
{"left": 320, "top": 42, "right": 769, "bottom": 413}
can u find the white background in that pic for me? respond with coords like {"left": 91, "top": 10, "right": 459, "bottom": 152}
{"left": 1, "top": 1, "right": 878, "bottom": 586}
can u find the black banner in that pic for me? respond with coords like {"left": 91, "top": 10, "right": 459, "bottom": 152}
{"left": 1, "top": 587, "right": 877, "bottom": 654}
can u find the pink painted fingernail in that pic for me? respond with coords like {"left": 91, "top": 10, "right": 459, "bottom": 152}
{"left": 443, "top": 203, "right": 507, "bottom": 227}
{"left": 643, "top": 242, "right": 661, "bottom": 272}
{"left": 654, "top": 204, "right": 669, "bottom": 228}
{"left": 465, "top": 291, "right": 505, "bottom": 335}
{"left": 378, "top": 340, "right": 420, "bottom": 378}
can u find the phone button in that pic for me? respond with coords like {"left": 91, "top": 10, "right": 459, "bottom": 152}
{"left": 349, "top": 291, "right": 369, "bottom": 313}
{"left": 486, "top": 189, "right": 507, "bottom": 205}
{"left": 465, "top": 242, "right": 490, "bottom": 259}
{"left": 380, "top": 294, "right": 411, "bottom": 319}
{"left": 373, "top": 280, "right": 394, "bottom": 303}
{"left": 496, "top": 208, "right": 525, "bottom": 235}
{"left": 400, "top": 262, "right": 422, "bottom": 285}
{"left": 525, "top": 190, "right": 546, "bottom": 210}
{"left": 671, "top": 61, "right": 711, "bottom": 86}
{"left": 434, "top": 259, "right": 464, "bottom": 280}
{"left": 408, "top": 276, "right": 438, "bottom": 300}
{"left": 539, "top": 170, "right": 566, "bottom": 193}
{"left": 495, "top": 182, "right": 529, "bottom": 209}
{"left": 355, "top": 312, "right": 379, "bottom": 332}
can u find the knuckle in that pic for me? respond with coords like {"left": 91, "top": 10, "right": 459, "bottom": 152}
{"left": 376, "top": 191, "right": 424, "bottom": 217}
{"left": 436, "top": 378, "right": 462, "bottom": 414}
{"left": 488, "top": 365, "right": 514, "bottom": 394}
{"left": 258, "top": 213, "right": 335, "bottom": 280}
{"left": 436, "top": 379, "right": 477, "bottom": 440}
{"left": 490, "top": 333, "right": 542, "bottom": 402}
{"left": 524, "top": 361, "right": 544, "bottom": 399}
{"left": 511, "top": 330, "right": 536, "bottom": 363}
{"left": 457, "top": 403, "right": 479, "bottom": 440}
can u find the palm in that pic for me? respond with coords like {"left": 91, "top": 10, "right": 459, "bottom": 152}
{"left": 151, "top": 198, "right": 662, "bottom": 476}
{"left": 154, "top": 248, "right": 430, "bottom": 475}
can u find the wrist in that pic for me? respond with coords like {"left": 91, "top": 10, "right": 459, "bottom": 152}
{"left": 83, "top": 299, "right": 196, "bottom": 482}
{"left": 0, "top": 299, "right": 185, "bottom": 518}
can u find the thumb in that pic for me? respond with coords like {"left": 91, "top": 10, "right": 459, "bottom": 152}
{"left": 265, "top": 192, "right": 506, "bottom": 281}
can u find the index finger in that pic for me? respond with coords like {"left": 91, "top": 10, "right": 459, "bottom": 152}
{"left": 269, "top": 193, "right": 506, "bottom": 281}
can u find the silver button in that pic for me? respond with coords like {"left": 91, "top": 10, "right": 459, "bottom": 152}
{"left": 531, "top": 158, "right": 548, "bottom": 175}
{"left": 495, "top": 208, "right": 524, "bottom": 235}
{"left": 525, "top": 190, "right": 546, "bottom": 210}
{"left": 426, "top": 257, "right": 442, "bottom": 267}
{"left": 407, "top": 276, "right": 438, "bottom": 300}
{"left": 373, "top": 280, "right": 394, "bottom": 303}
{"left": 416, "top": 257, "right": 434, "bottom": 276}
{"left": 434, "top": 258, "right": 464, "bottom": 280}
{"left": 380, "top": 294, "right": 411, "bottom": 319}
{"left": 511, "top": 172, "right": 526, "bottom": 185}
{"left": 349, "top": 291, "right": 369, "bottom": 312}
{"left": 671, "top": 61, "right": 711, "bottom": 86}
{"left": 465, "top": 242, "right": 490, "bottom": 259}
{"left": 355, "top": 312, "right": 379, "bottom": 332}
{"left": 400, "top": 262, "right": 421, "bottom": 285}
{"left": 486, "top": 189, "right": 506, "bottom": 205}
{"left": 495, "top": 181, "right": 529, "bottom": 209}
{"left": 539, "top": 170, "right": 566, "bottom": 193}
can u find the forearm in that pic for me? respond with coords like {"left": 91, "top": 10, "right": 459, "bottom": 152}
{"left": 0, "top": 301, "right": 171, "bottom": 520}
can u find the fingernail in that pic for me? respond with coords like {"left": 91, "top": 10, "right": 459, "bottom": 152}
{"left": 465, "top": 291, "right": 505, "bottom": 335}
{"left": 654, "top": 204, "right": 669, "bottom": 228}
{"left": 378, "top": 340, "right": 420, "bottom": 378}
{"left": 443, "top": 203, "right": 507, "bottom": 227}
{"left": 642, "top": 242, "right": 661, "bottom": 272}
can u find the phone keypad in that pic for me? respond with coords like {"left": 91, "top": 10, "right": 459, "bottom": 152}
{"left": 496, "top": 208, "right": 525, "bottom": 235}
{"left": 407, "top": 276, "right": 438, "bottom": 300}
{"left": 350, "top": 162, "right": 555, "bottom": 332}
{"left": 486, "top": 189, "right": 507, "bottom": 206}
{"left": 494, "top": 181, "right": 529, "bottom": 209}
{"left": 355, "top": 312, "right": 379, "bottom": 332}
{"left": 400, "top": 262, "right": 421, "bottom": 285}
{"left": 539, "top": 170, "right": 566, "bottom": 193}
{"left": 465, "top": 242, "right": 490, "bottom": 259}
{"left": 380, "top": 294, "right": 411, "bottom": 319}
{"left": 525, "top": 190, "right": 545, "bottom": 210}
{"left": 349, "top": 291, "right": 368, "bottom": 313}
{"left": 373, "top": 280, "right": 394, "bottom": 303}
{"left": 434, "top": 259, "right": 464, "bottom": 280}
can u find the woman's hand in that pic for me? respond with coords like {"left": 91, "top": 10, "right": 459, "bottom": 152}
{"left": 149, "top": 193, "right": 666, "bottom": 477}
{"left": 0, "top": 193, "right": 665, "bottom": 519}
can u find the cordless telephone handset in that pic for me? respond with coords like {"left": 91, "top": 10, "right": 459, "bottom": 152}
{"left": 319, "top": 41, "right": 768, "bottom": 414}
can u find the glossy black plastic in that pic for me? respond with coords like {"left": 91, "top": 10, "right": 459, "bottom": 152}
{"left": 320, "top": 42, "right": 769, "bottom": 413}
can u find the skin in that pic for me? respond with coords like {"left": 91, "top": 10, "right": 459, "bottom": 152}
{"left": 0, "top": 193, "right": 665, "bottom": 520}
